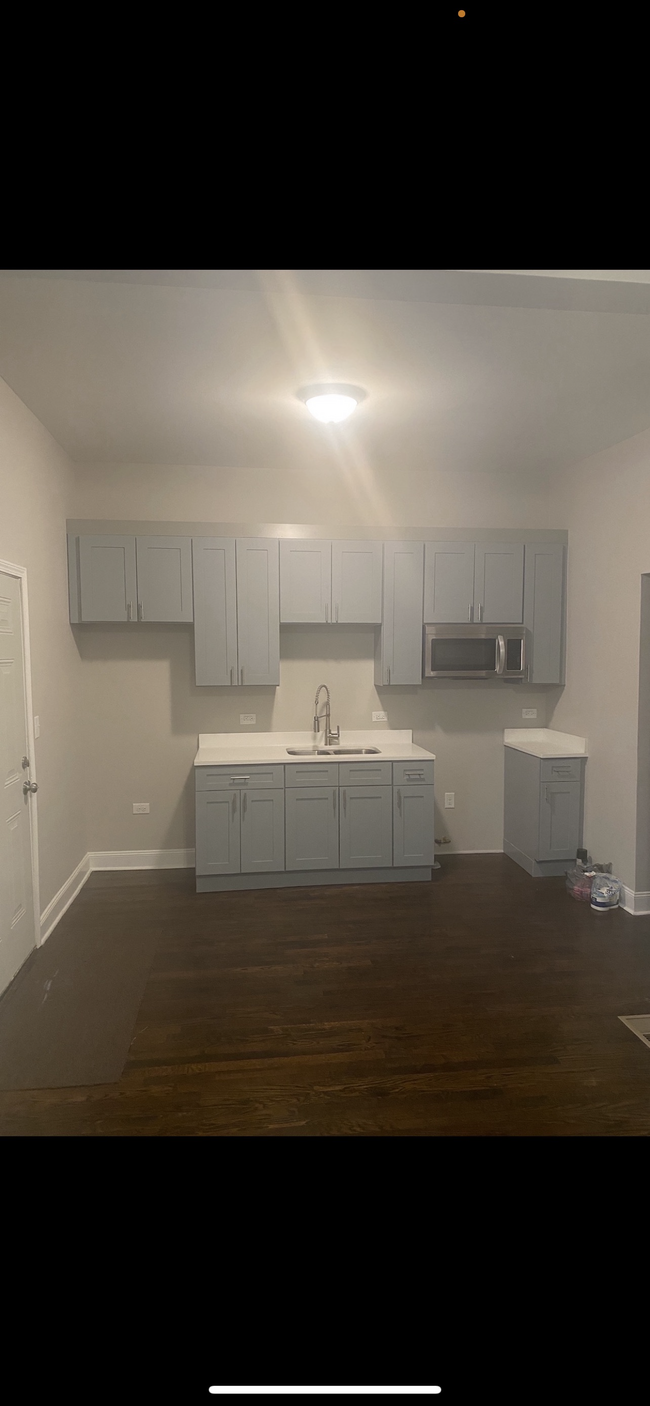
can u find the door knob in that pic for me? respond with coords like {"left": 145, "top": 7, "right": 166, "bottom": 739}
{"left": 23, "top": 780, "right": 38, "bottom": 794}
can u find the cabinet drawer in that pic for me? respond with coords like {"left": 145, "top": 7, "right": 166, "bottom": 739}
{"left": 285, "top": 762, "right": 339, "bottom": 787}
{"left": 540, "top": 758, "right": 583, "bottom": 784}
{"left": 195, "top": 764, "right": 284, "bottom": 790}
{"left": 338, "top": 760, "right": 392, "bottom": 786}
{"left": 392, "top": 760, "right": 434, "bottom": 787}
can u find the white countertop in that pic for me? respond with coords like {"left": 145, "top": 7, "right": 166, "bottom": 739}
{"left": 504, "top": 727, "right": 588, "bottom": 759}
{"left": 194, "top": 729, "right": 436, "bottom": 767}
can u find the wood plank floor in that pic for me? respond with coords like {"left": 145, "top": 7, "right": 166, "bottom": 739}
{"left": 2, "top": 854, "right": 650, "bottom": 1136}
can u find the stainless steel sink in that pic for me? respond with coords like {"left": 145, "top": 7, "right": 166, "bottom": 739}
{"left": 286, "top": 747, "right": 333, "bottom": 755}
{"left": 330, "top": 747, "right": 380, "bottom": 755}
{"left": 285, "top": 746, "right": 381, "bottom": 756}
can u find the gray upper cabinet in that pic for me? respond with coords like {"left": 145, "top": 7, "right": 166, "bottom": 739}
{"left": 524, "top": 542, "right": 566, "bottom": 684}
{"left": 474, "top": 543, "right": 524, "bottom": 623}
{"left": 192, "top": 538, "right": 238, "bottom": 686}
{"left": 332, "top": 541, "right": 383, "bottom": 623}
{"left": 424, "top": 542, "right": 475, "bottom": 623}
{"left": 135, "top": 537, "right": 193, "bottom": 622}
{"left": 375, "top": 541, "right": 424, "bottom": 685}
{"left": 236, "top": 538, "right": 280, "bottom": 685}
{"left": 280, "top": 540, "right": 331, "bottom": 622}
{"left": 78, "top": 535, "right": 137, "bottom": 622}
{"left": 280, "top": 538, "right": 382, "bottom": 624}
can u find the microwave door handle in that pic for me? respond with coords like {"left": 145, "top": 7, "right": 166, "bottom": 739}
{"left": 496, "top": 634, "right": 506, "bottom": 675}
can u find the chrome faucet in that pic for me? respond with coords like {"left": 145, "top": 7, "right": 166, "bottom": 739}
{"left": 313, "top": 684, "right": 340, "bottom": 746}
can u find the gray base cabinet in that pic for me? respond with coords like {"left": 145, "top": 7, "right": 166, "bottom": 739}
{"left": 195, "top": 789, "right": 240, "bottom": 875}
{"left": 240, "top": 788, "right": 285, "bottom": 872}
{"left": 504, "top": 747, "right": 586, "bottom": 877}
{"left": 393, "top": 783, "right": 435, "bottom": 866}
{"left": 285, "top": 786, "right": 339, "bottom": 869}
{"left": 339, "top": 785, "right": 393, "bottom": 868}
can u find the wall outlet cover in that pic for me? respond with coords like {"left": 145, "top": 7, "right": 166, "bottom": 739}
{"left": 522, "top": 708, "right": 538, "bottom": 719}
{"left": 444, "top": 792, "right": 455, "bottom": 808}
{"left": 372, "top": 711, "right": 388, "bottom": 722}
{"left": 240, "top": 714, "right": 256, "bottom": 724}
{"left": 133, "top": 802, "right": 150, "bottom": 813}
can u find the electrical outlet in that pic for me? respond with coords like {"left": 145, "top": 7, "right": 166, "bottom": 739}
{"left": 133, "top": 803, "right": 150, "bottom": 813}
{"left": 34, "top": 716, "right": 40, "bottom": 738}
{"left": 240, "top": 714, "right": 256, "bottom": 725}
{"left": 372, "top": 711, "right": 388, "bottom": 722}
{"left": 444, "top": 792, "right": 455, "bottom": 808}
{"left": 522, "top": 708, "right": 537, "bottom": 719}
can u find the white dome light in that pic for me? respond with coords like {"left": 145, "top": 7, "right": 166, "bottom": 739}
{"left": 306, "top": 394, "right": 357, "bottom": 423}
{"left": 297, "top": 383, "right": 366, "bottom": 424}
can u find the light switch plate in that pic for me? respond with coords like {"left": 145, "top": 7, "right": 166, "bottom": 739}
{"left": 133, "top": 802, "right": 150, "bottom": 813}
{"left": 34, "top": 716, "right": 40, "bottom": 738}
{"left": 372, "top": 711, "right": 388, "bottom": 722}
{"left": 522, "top": 708, "right": 537, "bottom": 719}
{"left": 444, "top": 792, "right": 455, "bottom": 808}
{"left": 240, "top": 714, "right": 256, "bottom": 725}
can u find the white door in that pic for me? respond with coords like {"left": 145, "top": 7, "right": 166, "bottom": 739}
{"left": 0, "top": 569, "right": 37, "bottom": 997}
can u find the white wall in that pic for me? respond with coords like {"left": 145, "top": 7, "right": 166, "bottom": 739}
{"left": 547, "top": 425, "right": 650, "bottom": 893}
{"left": 71, "top": 461, "right": 555, "bottom": 856}
{"left": 0, "top": 378, "right": 85, "bottom": 914}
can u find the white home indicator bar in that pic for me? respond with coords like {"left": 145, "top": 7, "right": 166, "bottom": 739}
{"left": 208, "top": 1391, "right": 442, "bottom": 1396}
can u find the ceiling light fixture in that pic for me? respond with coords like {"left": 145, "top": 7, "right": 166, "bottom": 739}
{"left": 297, "top": 383, "right": 367, "bottom": 423}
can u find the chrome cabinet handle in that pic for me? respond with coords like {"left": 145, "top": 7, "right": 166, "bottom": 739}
{"left": 397, "top": 788, "right": 402, "bottom": 813}
{"left": 23, "top": 780, "right": 38, "bottom": 794}
{"left": 231, "top": 775, "right": 250, "bottom": 783}
{"left": 127, "top": 602, "right": 133, "bottom": 621}
{"left": 333, "top": 789, "right": 337, "bottom": 814}
{"left": 468, "top": 603, "right": 472, "bottom": 621}
{"left": 240, "top": 667, "right": 244, "bottom": 684}
{"left": 477, "top": 603, "right": 483, "bottom": 622}
{"left": 137, "top": 601, "right": 144, "bottom": 621}
{"left": 343, "top": 789, "right": 346, "bottom": 815}
{"left": 232, "top": 793, "right": 237, "bottom": 816}
{"left": 242, "top": 793, "right": 247, "bottom": 818}
{"left": 387, "top": 666, "right": 391, "bottom": 684}
{"left": 335, "top": 603, "right": 339, "bottom": 622}
{"left": 230, "top": 667, "right": 234, "bottom": 685}
{"left": 325, "top": 603, "right": 329, "bottom": 623}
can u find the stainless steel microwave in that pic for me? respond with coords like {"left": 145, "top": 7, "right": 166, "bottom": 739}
{"left": 423, "top": 623, "right": 527, "bottom": 679}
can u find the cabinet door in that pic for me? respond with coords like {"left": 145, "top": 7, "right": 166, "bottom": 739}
{"left": 375, "top": 541, "right": 424, "bottom": 685}
{"left": 424, "top": 542, "right": 475, "bottom": 623}
{"left": 236, "top": 539, "right": 280, "bottom": 685}
{"left": 195, "top": 789, "right": 240, "bottom": 875}
{"left": 332, "top": 540, "right": 382, "bottom": 623}
{"left": 240, "top": 788, "right": 285, "bottom": 873}
{"left": 524, "top": 543, "right": 566, "bottom": 684}
{"left": 339, "top": 785, "right": 393, "bottom": 868}
{"left": 393, "top": 784, "right": 435, "bottom": 866}
{"left": 285, "top": 786, "right": 339, "bottom": 870}
{"left": 538, "top": 781, "right": 581, "bottom": 860}
{"left": 192, "top": 538, "right": 238, "bottom": 686}
{"left": 135, "top": 537, "right": 193, "bottom": 622}
{"left": 474, "top": 543, "right": 524, "bottom": 623}
{"left": 78, "top": 535, "right": 137, "bottom": 622}
{"left": 280, "top": 539, "right": 331, "bottom": 622}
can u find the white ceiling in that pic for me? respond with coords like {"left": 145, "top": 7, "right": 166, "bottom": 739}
{"left": 1, "top": 269, "right": 650, "bottom": 473}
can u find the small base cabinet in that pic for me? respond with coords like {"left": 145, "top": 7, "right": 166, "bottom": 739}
{"left": 504, "top": 747, "right": 586, "bottom": 877}
{"left": 195, "top": 757, "right": 435, "bottom": 891}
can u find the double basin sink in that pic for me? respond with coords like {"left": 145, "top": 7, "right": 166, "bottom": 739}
{"left": 286, "top": 746, "right": 381, "bottom": 756}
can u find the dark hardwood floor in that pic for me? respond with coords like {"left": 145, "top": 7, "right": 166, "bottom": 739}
{"left": 2, "top": 853, "right": 650, "bottom": 1136}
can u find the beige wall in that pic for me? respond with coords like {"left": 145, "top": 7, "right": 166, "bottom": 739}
{"left": 547, "top": 426, "right": 650, "bottom": 892}
{"left": 0, "top": 378, "right": 85, "bottom": 914}
{"left": 71, "top": 461, "right": 556, "bottom": 856}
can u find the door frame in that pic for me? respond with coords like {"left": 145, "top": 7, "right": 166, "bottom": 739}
{"left": 0, "top": 557, "right": 41, "bottom": 947}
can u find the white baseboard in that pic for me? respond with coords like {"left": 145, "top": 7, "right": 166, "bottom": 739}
{"left": 87, "top": 848, "right": 195, "bottom": 871}
{"left": 38, "top": 848, "right": 195, "bottom": 943}
{"left": 39, "top": 853, "right": 91, "bottom": 944}
{"left": 620, "top": 886, "right": 650, "bottom": 916}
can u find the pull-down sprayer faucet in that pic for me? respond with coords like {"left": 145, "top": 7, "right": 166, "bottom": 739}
{"left": 313, "top": 685, "right": 340, "bottom": 746}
